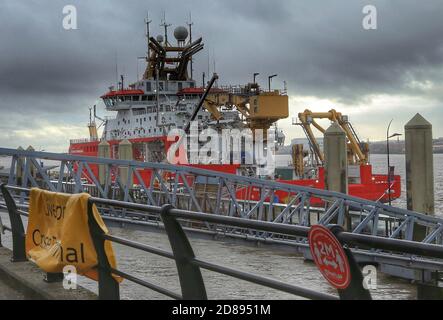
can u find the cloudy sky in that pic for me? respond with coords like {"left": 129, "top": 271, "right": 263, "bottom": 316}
{"left": 1, "top": 0, "right": 443, "bottom": 152}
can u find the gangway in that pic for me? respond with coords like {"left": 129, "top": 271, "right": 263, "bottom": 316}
{"left": 0, "top": 147, "right": 442, "bottom": 285}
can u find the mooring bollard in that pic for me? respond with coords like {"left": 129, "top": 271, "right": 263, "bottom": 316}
{"left": 324, "top": 122, "right": 349, "bottom": 229}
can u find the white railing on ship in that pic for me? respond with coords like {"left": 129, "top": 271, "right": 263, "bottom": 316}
{"left": 69, "top": 138, "right": 99, "bottom": 144}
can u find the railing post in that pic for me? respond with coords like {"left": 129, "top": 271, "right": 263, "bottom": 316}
{"left": 44, "top": 272, "right": 64, "bottom": 283}
{"left": 329, "top": 225, "right": 371, "bottom": 300}
{"left": 160, "top": 204, "right": 208, "bottom": 300}
{"left": 87, "top": 200, "right": 120, "bottom": 300}
{"left": 0, "top": 184, "right": 27, "bottom": 262}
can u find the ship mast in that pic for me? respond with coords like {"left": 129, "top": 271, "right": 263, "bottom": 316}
{"left": 145, "top": 12, "right": 152, "bottom": 63}
{"left": 187, "top": 12, "right": 194, "bottom": 79}
{"left": 160, "top": 11, "right": 171, "bottom": 47}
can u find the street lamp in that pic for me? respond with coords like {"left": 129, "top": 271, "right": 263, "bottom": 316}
{"left": 253, "top": 73, "right": 259, "bottom": 84}
{"left": 268, "top": 74, "right": 277, "bottom": 91}
{"left": 386, "top": 119, "right": 402, "bottom": 206}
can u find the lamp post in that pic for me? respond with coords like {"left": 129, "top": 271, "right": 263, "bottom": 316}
{"left": 268, "top": 74, "right": 277, "bottom": 91}
{"left": 386, "top": 119, "right": 402, "bottom": 206}
{"left": 253, "top": 73, "right": 259, "bottom": 84}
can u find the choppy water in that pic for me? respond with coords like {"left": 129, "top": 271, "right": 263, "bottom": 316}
{"left": 369, "top": 154, "right": 443, "bottom": 216}
{"left": 1, "top": 154, "right": 442, "bottom": 299}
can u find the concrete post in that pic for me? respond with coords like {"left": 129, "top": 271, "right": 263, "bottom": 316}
{"left": 26, "top": 146, "right": 36, "bottom": 181}
{"left": 405, "top": 114, "right": 441, "bottom": 299}
{"left": 324, "top": 122, "right": 349, "bottom": 229}
{"left": 15, "top": 146, "right": 24, "bottom": 185}
{"left": 324, "top": 123, "right": 348, "bottom": 194}
{"left": 405, "top": 113, "right": 434, "bottom": 241}
{"left": 118, "top": 139, "right": 133, "bottom": 188}
{"left": 405, "top": 113, "right": 434, "bottom": 214}
{"left": 97, "top": 140, "right": 110, "bottom": 185}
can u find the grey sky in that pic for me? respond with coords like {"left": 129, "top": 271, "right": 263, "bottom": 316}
{"left": 0, "top": 0, "right": 442, "bottom": 151}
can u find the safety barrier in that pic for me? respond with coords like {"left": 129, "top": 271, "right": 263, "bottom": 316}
{"left": 1, "top": 184, "right": 443, "bottom": 300}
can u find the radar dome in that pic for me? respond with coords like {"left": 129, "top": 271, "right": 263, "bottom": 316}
{"left": 173, "top": 26, "right": 188, "bottom": 41}
{"left": 156, "top": 34, "right": 164, "bottom": 43}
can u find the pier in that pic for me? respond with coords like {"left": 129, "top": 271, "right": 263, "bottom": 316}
{"left": 0, "top": 113, "right": 442, "bottom": 300}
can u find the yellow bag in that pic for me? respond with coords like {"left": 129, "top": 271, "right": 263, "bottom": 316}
{"left": 26, "top": 188, "right": 119, "bottom": 281}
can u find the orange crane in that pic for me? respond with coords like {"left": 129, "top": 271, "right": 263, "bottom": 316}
{"left": 296, "top": 109, "right": 369, "bottom": 166}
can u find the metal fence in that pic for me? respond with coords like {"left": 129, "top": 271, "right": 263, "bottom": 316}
{"left": 2, "top": 147, "right": 443, "bottom": 276}
{"left": 2, "top": 184, "right": 443, "bottom": 300}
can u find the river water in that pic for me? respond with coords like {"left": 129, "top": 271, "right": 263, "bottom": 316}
{"left": 1, "top": 154, "right": 442, "bottom": 299}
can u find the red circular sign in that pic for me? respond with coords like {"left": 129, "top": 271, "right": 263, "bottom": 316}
{"left": 308, "top": 225, "right": 351, "bottom": 289}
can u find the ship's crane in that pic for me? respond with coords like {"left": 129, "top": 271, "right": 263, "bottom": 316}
{"left": 296, "top": 109, "right": 369, "bottom": 166}
{"left": 202, "top": 83, "right": 289, "bottom": 132}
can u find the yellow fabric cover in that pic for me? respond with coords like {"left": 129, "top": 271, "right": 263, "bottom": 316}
{"left": 26, "top": 188, "right": 118, "bottom": 281}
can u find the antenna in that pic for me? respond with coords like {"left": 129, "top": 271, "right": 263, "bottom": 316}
{"left": 160, "top": 11, "right": 171, "bottom": 46}
{"left": 207, "top": 51, "right": 210, "bottom": 85}
{"left": 115, "top": 51, "right": 118, "bottom": 90}
{"left": 213, "top": 48, "right": 217, "bottom": 87}
{"left": 187, "top": 12, "right": 194, "bottom": 79}
{"left": 145, "top": 12, "right": 152, "bottom": 59}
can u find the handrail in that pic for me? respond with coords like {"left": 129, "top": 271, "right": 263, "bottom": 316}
{"left": 0, "top": 184, "right": 341, "bottom": 300}
{"left": 2, "top": 185, "right": 443, "bottom": 300}
{"left": 3, "top": 147, "right": 443, "bottom": 250}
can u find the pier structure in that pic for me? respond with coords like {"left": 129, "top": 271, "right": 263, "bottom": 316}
{"left": 0, "top": 144, "right": 442, "bottom": 298}
{"left": 2, "top": 184, "right": 443, "bottom": 300}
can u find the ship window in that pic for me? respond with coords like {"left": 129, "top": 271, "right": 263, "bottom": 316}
{"left": 118, "top": 121, "right": 120, "bottom": 125}
{"left": 189, "top": 82, "right": 195, "bottom": 88}
{"left": 133, "top": 96, "right": 140, "bottom": 101}
{"left": 144, "top": 117, "right": 146, "bottom": 122}
{"left": 141, "top": 95, "right": 147, "bottom": 101}
{"left": 178, "top": 82, "right": 183, "bottom": 91}
{"left": 124, "top": 96, "right": 131, "bottom": 101}
{"left": 159, "top": 82, "right": 164, "bottom": 91}
{"left": 149, "top": 116, "right": 151, "bottom": 121}
{"left": 146, "top": 82, "right": 152, "bottom": 91}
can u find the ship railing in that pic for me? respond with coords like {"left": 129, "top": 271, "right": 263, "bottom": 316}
{"left": 69, "top": 138, "right": 99, "bottom": 144}
{"left": 216, "top": 84, "right": 282, "bottom": 96}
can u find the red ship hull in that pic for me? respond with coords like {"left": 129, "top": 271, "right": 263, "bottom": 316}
{"left": 69, "top": 139, "right": 401, "bottom": 206}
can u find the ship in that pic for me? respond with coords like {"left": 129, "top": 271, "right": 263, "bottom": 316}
{"left": 69, "top": 17, "right": 401, "bottom": 205}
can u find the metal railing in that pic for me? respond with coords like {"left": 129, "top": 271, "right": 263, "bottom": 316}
{"left": 0, "top": 184, "right": 349, "bottom": 300}
{"left": 2, "top": 185, "right": 443, "bottom": 300}
{"left": 1, "top": 146, "right": 442, "bottom": 248}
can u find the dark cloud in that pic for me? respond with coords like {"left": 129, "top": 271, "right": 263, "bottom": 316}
{"left": 0, "top": 0, "right": 443, "bottom": 148}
